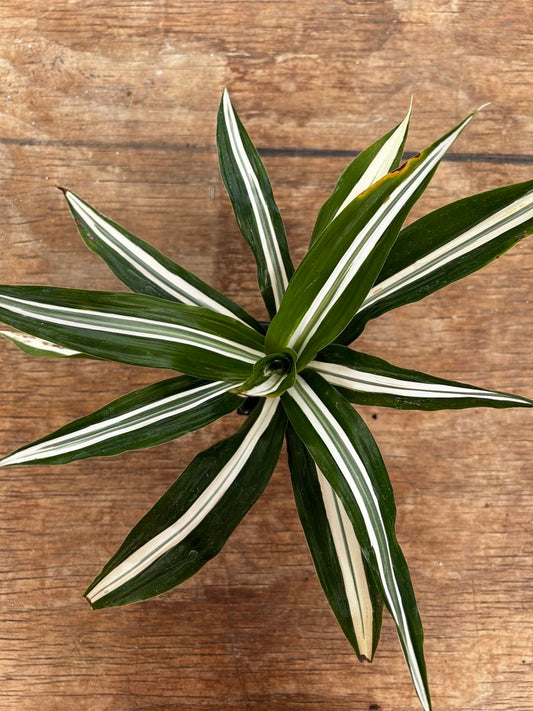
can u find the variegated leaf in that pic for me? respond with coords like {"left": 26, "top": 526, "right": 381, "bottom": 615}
{"left": 340, "top": 180, "right": 533, "bottom": 342}
{"left": 217, "top": 89, "right": 294, "bottom": 317}
{"left": 0, "top": 286, "right": 265, "bottom": 381}
{"left": 282, "top": 372, "right": 431, "bottom": 711}
{"left": 63, "top": 189, "right": 262, "bottom": 332}
{"left": 312, "top": 345, "right": 533, "bottom": 410}
{"left": 0, "top": 329, "right": 85, "bottom": 358}
{"left": 310, "top": 103, "right": 411, "bottom": 245}
{"left": 86, "top": 398, "right": 285, "bottom": 608}
{"left": 286, "top": 425, "right": 383, "bottom": 661}
{"left": 266, "top": 112, "right": 476, "bottom": 369}
{"left": 1, "top": 376, "right": 241, "bottom": 467}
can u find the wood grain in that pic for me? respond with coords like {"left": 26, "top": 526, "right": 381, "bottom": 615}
{"left": 0, "top": 2, "right": 531, "bottom": 709}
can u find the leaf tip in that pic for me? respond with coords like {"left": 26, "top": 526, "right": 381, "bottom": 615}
{"left": 0, "top": 451, "right": 25, "bottom": 468}
{"left": 406, "top": 95, "right": 413, "bottom": 121}
{"left": 476, "top": 101, "right": 492, "bottom": 114}
{"left": 395, "top": 97, "right": 413, "bottom": 137}
{"left": 222, "top": 86, "right": 232, "bottom": 109}
{"left": 83, "top": 582, "right": 99, "bottom": 607}
{"left": 83, "top": 591, "right": 102, "bottom": 610}
{"left": 459, "top": 101, "right": 490, "bottom": 131}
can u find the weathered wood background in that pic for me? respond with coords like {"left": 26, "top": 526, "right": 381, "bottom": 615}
{"left": 0, "top": 2, "right": 531, "bottom": 709}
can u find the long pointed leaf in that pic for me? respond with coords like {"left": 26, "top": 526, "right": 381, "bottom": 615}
{"left": 310, "top": 104, "right": 411, "bottom": 245}
{"left": 286, "top": 425, "right": 383, "bottom": 661}
{"left": 0, "top": 286, "right": 264, "bottom": 381}
{"left": 1, "top": 376, "right": 241, "bottom": 467}
{"left": 266, "top": 113, "right": 476, "bottom": 368}
{"left": 63, "top": 189, "right": 263, "bottom": 332}
{"left": 282, "top": 372, "right": 431, "bottom": 711}
{"left": 341, "top": 180, "right": 533, "bottom": 341}
{"left": 86, "top": 398, "right": 285, "bottom": 608}
{"left": 217, "top": 89, "right": 294, "bottom": 317}
{"left": 1, "top": 329, "right": 85, "bottom": 358}
{"left": 312, "top": 345, "right": 533, "bottom": 410}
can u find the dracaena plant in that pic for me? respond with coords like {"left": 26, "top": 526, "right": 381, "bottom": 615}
{"left": 1, "top": 90, "right": 532, "bottom": 711}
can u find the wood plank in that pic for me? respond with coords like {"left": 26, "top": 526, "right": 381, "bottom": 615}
{"left": 0, "top": 2, "right": 531, "bottom": 709}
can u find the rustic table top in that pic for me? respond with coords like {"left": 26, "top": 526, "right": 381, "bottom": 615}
{"left": 0, "top": 2, "right": 531, "bottom": 710}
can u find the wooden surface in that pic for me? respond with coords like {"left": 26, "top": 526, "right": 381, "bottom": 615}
{"left": 0, "top": 2, "right": 531, "bottom": 709}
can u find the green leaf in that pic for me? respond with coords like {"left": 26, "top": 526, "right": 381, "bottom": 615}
{"left": 282, "top": 372, "right": 431, "bottom": 711}
{"left": 0, "top": 329, "right": 86, "bottom": 358}
{"left": 63, "top": 190, "right": 263, "bottom": 333}
{"left": 310, "top": 103, "right": 411, "bottom": 245}
{"left": 341, "top": 180, "right": 533, "bottom": 341}
{"left": 217, "top": 89, "right": 294, "bottom": 317}
{"left": 312, "top": 345, "right": 533, "bottom": 410}
{"left": 0, "top": 286, "right": 265, "bottom": 381}
{"left": 286, "top": 425, "right": 383, "bottom": 661}
{"left": 266, "top": 113, "right": 475, "bottom": 369}
{"left": 85, "top": 398, "right": 285, "bottom": 608}
{"left": 1, "top": 376, "right": 241, "bottom": 467}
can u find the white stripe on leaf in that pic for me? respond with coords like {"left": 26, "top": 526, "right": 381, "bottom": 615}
{"left": 0, "top": 330, "right": 82, "bottom": 357}
{"left": 86, "top": 397, "right": 280, "bottom": 604}
{"left": 333, "top": 102, "right": 412, "bottom": 220}
{"left": 287, "top": 115, "right": 474, "bottom": 358}
{"left": 222, "top": 90, "right": 289, "bottom": 310}
{"left": 0, "top": 294, "right": 262, "bottom": 363}
{"left": 65, "top": 192, "right": 241, "bottom": 319}
{"left": 0, "top": 380, "right": 236, "bottom": 467}
{"left": 311, "top": 359, "right": 529, "bottom": 405}
{"left": 242, "top": 372, "right": 286, "bottom": 397}
{"left": 289, "top": 376, "right": 430, "bottom": 711}
{"left": 361, "top": 188, "right": 533, "bottom": 312}
{"left": 318, "top": 470, "right": 374, "bottom": 660}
